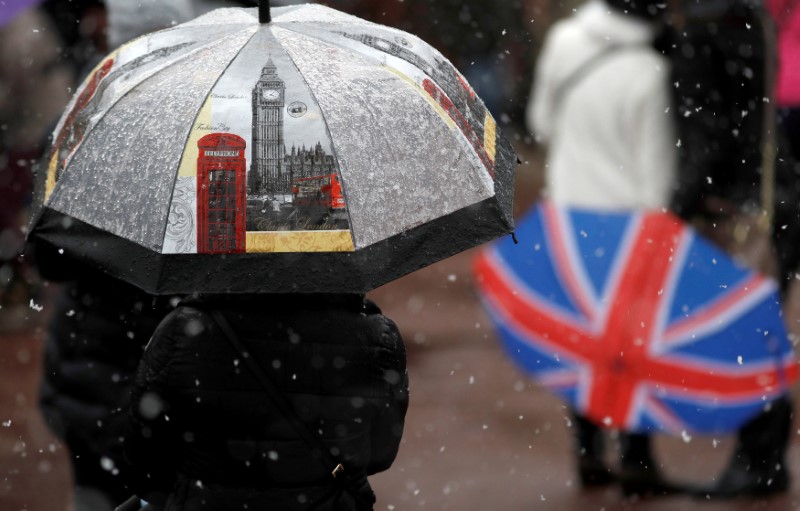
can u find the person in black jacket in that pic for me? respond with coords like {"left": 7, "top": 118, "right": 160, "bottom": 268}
{"left": 122, "top": 293, "right": 408, "bottom": 511}
{"left": 669, "top": 0, "right": 800, "bottom": 498}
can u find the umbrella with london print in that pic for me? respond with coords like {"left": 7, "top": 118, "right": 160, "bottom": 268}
{"left": 29, "top": 1, "right": 515, "bottom": 294}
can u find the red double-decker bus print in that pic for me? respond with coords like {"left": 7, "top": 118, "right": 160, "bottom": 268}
{"left": 197, "top": 133, "right": 247, "bottom": 254}
{"left": 52, "top": 57, "right": 115, "bottom": 177}
{"left": 290, "top": 173, "right": 347, "bottom": 228}
{"left": 292, "top": 173, "right": 344, "bottom": 209}
{"left": 422, "top": 78, "right": 494, "bottom": 177}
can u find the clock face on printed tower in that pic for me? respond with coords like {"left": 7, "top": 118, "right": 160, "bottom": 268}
{"left": 250, "top": 56, "right": 286, "bottom": 195}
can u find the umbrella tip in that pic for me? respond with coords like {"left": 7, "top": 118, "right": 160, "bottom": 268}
{"left": 511, "top": 232, "right": 519, "bottom": 244}
{"left": 259, "top": 0, "right": 271, "bottom": 23}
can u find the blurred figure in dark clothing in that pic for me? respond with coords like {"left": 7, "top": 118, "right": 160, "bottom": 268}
{"left": 669, "top": 0, "right": 800, "bottom": 292}
{"left": 31, "top": 3, "right": 234, "bottom": 510}
{"left": 34, "top": 242, "right": 178, "bottom": 511}
{"left": 20, "top": 3, "right": 132, "bottom": 510}
{"left": 668, "top": 0, "right": 800, "bottom": 498}
{"left": 0, "top": 2, "right": 78, "bottom": 329}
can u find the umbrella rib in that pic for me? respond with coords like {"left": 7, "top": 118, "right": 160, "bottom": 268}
{"left": 268, "top": 25, "right": 356, "bottom": 246}
{"left": 646, "top": 225, "right": 693, "bottom": 354}
{"left": 51, "top": 26, "right": 258, "bottom": 211}
{"left": 111, "top": 31, "right": 257, "bottom": 141}
{"left": 661, "top": 273, "right": 775, "bottom": 347}
{"left": 541, "top": 202, "right": 599, "bottom": 325}
{"left": 44, "top": 55, "right": 118, "bottom": 209}
{"left": 156, "top": 27, "right": 261, "bottom": 252}
{"left": 592, "top": 211, "right": 645, "bottom": 335}
{"left": 271, "top": 21, "right": 496, "bottom": 177}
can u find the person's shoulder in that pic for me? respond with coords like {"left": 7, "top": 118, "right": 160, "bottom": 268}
{"left": 318, "top": 296, "right": 404, "bottom": 348}
{"left": 537, "top": 13, "right": 596, "bottom": 73}
{"left": 358, "top": 307, "right": 405, "bottom": 352}
{"left": 620, "top": 48, "right": 671, "bottom": 89}
{"left": 544, "top": 15, "right": 586, "bottom": 48}
{"left": 161, "top": 304, "right": 209, "bottom": 323}
{"left": 618, "top": 46, "right": 668, "bottom": 70}
{"left": 149, "top": 305, "right": 214, "bottom": 345}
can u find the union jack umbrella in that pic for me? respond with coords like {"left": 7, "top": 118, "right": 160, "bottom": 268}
{"left": 474, "top": 201, "right": 798, "bottom": 434}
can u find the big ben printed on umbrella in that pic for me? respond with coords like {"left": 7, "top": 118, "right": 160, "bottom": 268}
{"left": 29, "top": 3, "right": 516, "bottom": 294}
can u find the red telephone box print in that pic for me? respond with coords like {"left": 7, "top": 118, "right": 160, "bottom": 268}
{"left": 197, "top": 133, "right": 247, "bottom": 254}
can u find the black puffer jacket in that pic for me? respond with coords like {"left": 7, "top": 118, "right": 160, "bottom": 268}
{"left": 122, "top": 294, "right": 408, "bottom": 511}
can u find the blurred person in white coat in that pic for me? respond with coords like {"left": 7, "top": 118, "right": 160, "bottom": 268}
{"left": 526, "top": 0, "right": 679, "bottom": 497}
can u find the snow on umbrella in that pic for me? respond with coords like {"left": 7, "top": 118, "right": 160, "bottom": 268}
{"left": 473, "top": 201, "right": 798, "bottom": 435}
{"left": 29, "top": 2, "right": 515, "bottom": 294}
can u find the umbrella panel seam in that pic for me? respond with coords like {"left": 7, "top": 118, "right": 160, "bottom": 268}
{"left": 159, "top": 27, "right": 261, "bottom": 253}
{"left": 268, "top": 25, "right": 356, "bottom": 249}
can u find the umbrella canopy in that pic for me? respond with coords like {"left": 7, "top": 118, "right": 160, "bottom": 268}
{"left": 474, "top": 201, "right": 798, "bottom": 435}
{"left": 30, "top": 3, "right": 515, "bottom": 294}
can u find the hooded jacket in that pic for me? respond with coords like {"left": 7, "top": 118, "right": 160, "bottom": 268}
{"left": 527, "top": 0, "right": 676, "bottom": 209}
{"left": 122, "top": 294, "right": 408, "bottom": 511}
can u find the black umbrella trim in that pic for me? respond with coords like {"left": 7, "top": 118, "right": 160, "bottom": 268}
{"left": 494, "top": 132, "right": 517, "bottom": 228}
{"left": 30, "top": 199, "right": 513, "bottom": 295}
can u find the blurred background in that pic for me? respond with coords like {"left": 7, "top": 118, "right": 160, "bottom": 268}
{"left": 2, "top": 0, "right": 800, "bottom": 510}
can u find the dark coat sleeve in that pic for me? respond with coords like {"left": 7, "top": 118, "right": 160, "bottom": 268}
{"left": 122, "top": 310, "right": 185, "bottom": 506}
{"left": 365, "top": 313, "right": 409, "bottom": 474}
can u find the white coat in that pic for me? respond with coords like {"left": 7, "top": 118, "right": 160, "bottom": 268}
{"left": 527, "top": 0, "right": 676, "bottom": 210}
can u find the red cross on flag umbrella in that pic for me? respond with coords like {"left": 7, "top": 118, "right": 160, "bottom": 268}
{"left": 474, "top": 201, "right": 798, "bottom": 434}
